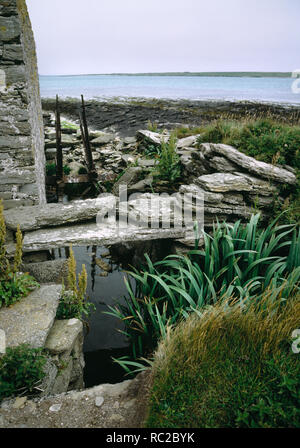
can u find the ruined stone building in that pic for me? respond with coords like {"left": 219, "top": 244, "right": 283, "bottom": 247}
{"left": 0, "top": 0, "right": 45, "bottom": 210}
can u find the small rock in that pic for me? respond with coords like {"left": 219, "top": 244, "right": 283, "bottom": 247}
{"left": 95, "top": 396, "right": 104, "bottom": 407}
{"left": 27, "top": 401, "right": 37, "bottom": 412}
{"left": 109, "top": 413, "right": 125, "bottom": 422}
{"left": 49, "top": 403, "right": 62, "bottom": 412}
{"left": 12, "top": 397, "right": 27, "bottom": 409}
{"left": 136, "top": 130, "right": 169, "bottom": 146}
{"left": 0, "top": 329, "right": 6, "bottom": 354}
{"left": 124, "top": 137, "right": 136, "bottom": 145}
{"left": 123, "top": 398, "right": 137, "bottom": 409}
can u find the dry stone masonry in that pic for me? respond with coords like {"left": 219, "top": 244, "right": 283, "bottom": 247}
{"left": 0, "top": 0, "right": 45, "bottom": 210}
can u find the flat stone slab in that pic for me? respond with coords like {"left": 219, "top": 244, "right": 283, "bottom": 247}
{"left": 45, "top": 134, "right": 78, "bottom": 148}
{"left": 45, "top": 319, "right": 83, "bottom": 355}
{"left": 22, "top": 223, "right": 186, "bottom": 252}
{"left": 4, "top": 197, "right": 115, "bottom": 232}
{"left": 0, "top": 285, "right": 62, "bottom": 349}
{"left": 195, "top": 172, "right": 278, "bottom": 194}
{"left": 204, "top": 144, "right": 297, "bottom": 185}
{"left": 137, "top": 130, "right": 169, "bottom": 145}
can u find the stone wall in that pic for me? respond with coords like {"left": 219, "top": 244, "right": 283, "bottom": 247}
{"left": 0, "top": 0, "right": 45, "bottom": 210}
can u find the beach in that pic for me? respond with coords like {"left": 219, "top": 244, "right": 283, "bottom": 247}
{"left": 42, "top": 96, "right": 300, "bottom": 137}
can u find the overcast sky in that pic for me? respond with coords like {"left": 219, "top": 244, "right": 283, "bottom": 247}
{"left": 26, "top": 0, "right": 300, "bottom": 75}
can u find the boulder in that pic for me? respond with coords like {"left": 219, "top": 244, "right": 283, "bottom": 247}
{"left": 68, "top": 161, "right": 86, "bottom": 176}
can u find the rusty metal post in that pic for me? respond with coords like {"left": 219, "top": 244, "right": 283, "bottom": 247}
{"left": 55, "top": 95, "right": 63, "bottom": 180}
{"left": 80, "top": 95, "right": 95, "bottom": 174}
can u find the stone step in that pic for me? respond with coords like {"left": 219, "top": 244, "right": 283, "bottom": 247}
{"left": 0, "top": 284, "right": 62, "bottom": 349}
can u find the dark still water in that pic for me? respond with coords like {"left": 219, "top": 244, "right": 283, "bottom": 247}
{"left": 53, "top": 245, "right": 135, "bottom": 387}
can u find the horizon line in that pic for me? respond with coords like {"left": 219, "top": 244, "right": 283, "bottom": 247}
{"left": 39, "top": 71, "right": 292, "bottom": 78}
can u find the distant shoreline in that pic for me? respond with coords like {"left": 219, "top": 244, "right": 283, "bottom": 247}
{"left": 39, "top": 72, "right": 292, "bottom": 78}
{"left": 41, "top": 96, "right": 300, "bottom": 109}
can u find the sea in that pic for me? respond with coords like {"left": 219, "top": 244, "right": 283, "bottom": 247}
{"left": 39, "top": 74, "right": 300, "bottom": 104}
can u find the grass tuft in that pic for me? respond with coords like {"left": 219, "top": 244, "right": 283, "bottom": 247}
{"left": 147, "top": 294, "right": 300, "bottom": 428}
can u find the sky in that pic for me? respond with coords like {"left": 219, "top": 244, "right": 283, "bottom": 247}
{"left": 26, "top": 0, "right": 300, "bottom": 75}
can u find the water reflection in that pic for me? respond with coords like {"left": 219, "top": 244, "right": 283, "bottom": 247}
{"left": 52, "top": 245, "right": 135, "bottom": 386}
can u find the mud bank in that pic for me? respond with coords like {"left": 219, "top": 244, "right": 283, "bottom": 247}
{"left": 42, "top": 97, "right": 300, "bottom": 137}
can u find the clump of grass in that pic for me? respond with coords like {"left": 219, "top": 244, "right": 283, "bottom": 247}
{"left": 0, "top": 200, "right": 38, "bottom": 308}
{"left": 56, "top": 246, "right": 94, "bottom": 320}
{"left": 154, "top": 132, "right": 181, "bottom": 183}
{"left": 45, "top": 163, "right": 71, "bottom": 176}
{"left": 61, "top": 120, "right": 79, "bottom": 131}
{"left": 147, "top": 120, "right": 159, "bottom": 133}
{"left": 0, "top": 345, "right": 47, "bottom": 401}
{"left": 197, "top": 118, "right": 300, "bottom": 169}
{"left": 144, "top": 144, "right": 161, "bottom": 159}
{"left": 146, "top": 294, "right": 300, "bottom": 428}
{"left": 174, "top": 126, "right": 203, "bottom": 139}
{"left": 196, "top": 118, "right": 300, "bottom": 222}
